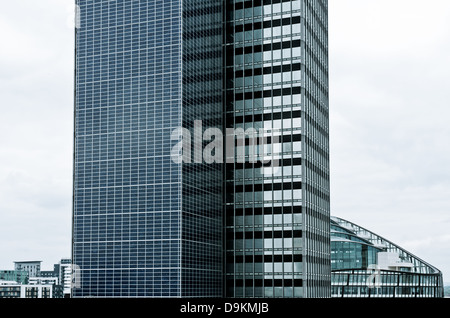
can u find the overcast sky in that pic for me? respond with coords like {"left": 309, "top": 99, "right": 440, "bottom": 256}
{"left": 329, "top": 0, "right": 450, "bottom": 283}
{"left": 0, "top": 0, "right": 449, "bottom": 282}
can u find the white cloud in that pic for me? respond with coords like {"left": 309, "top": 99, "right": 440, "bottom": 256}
{"left": 330, "top": 0, "right": 450, "bottom": 281}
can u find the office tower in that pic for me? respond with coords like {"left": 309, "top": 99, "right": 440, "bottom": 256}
{"left": 72, "top": 0, "right": 330, "bottom": 298}
{"left": 72, "top": 0, "right": 223, "bottom": 298}
{"left": 331, "top": 217, "right": 444, "bottom": 298}
{"left": 224, "top": 0, "right": 330, "bottom": 298}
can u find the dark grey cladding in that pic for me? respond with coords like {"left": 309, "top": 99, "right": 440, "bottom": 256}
{"left": 223, "top": 0, "right": 330, "bottom": 298}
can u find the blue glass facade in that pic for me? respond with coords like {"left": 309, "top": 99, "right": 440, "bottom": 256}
{"left": 73, "top": 0, "right": 329, "bottom": 298}
{"left": 72, "top": 0, "right": 222, "bottom": 297}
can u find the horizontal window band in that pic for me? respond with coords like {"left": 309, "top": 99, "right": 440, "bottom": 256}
{"left": 230, "top": 110, "right": 301, "bottom": 123}
{"left": 233, "top": 16, "right": 301, "bottom": 32}
{"left": 233, "top": 182, "right": 302, "bottom": 193}
{"left": 230, "top": 39, "right": 302, "bottom": 56}
{"left": 233, "top": 254, "right": 303, "bottom": 263}
{"left": 234, "top": 63, "right": 301, "bottom": 78}
{"left": 226, "top": 133, "right": 302, "bottom": 147}
{"left": 229, "top": 0, "right": 294, "bottom": 11}
{"left": 230, "top": 87, "right": 302, "bottom": 101}
{"left": 226, "top": 158, "right": 302, "bottom": 170}
{"left": 227, "top": 205, "right": 302, "bottom": 215}
{"left": 230, "top": 230, "right": 303, "bottom": 239}
{"left": 233, "top": 279, "right": 303, "bottom": 287}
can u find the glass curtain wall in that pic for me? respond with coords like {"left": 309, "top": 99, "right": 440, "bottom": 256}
{"left": 73, "top": 0, "right": 223, "bottom": 298}
{"left": 224, "top": 0, "right": 330, "bottom": 298}
{"left": 181, "top": 0, "right": 224, "bottom": 297}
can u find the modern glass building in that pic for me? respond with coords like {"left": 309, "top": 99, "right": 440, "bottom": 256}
{"left": 224, "top": 0, "right": 330, "bottom": 298}
{"left": 331, "top": 217, "right": 444, "bottom": 298}
{"left": 0, "top": 270, "right": 29, "bottom": 285}
{"left": 72, "top": 0, "right": 330, "bottom": 298}
{"left": 72, "top": 0, "right": 223, "bottom": 297}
